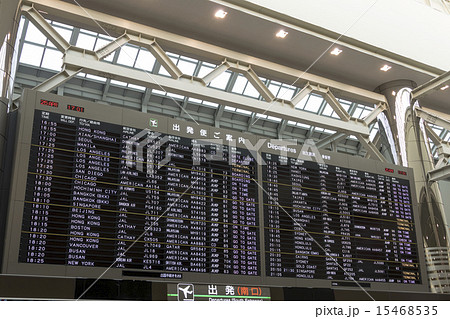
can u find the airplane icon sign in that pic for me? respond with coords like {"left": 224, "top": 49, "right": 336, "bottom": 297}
{"left": 177, "top": 283, "right": 194, "bottom": 301}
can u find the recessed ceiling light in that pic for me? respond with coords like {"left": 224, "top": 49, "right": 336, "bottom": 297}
{"left": 392, "top": 90, "right": 396, "bottom": 96}
{"left": 276, "top": 30, "right": 288, "bottom": 38}
{"left": 330, "top": 48, "right": 342, "bottom": 56}
{"left": 215, "top": 9, "right": 228, "bottom": 19}
{"left": 380, "top": 64, "right": 392, "bottom": 72}
{"left": 440, "top": 85, "right": 449, "bottom": 91}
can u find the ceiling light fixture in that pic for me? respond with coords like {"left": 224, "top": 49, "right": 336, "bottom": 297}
{"left": 380, "top": 64, "right": 392, "bottom": 72}
{"left": 330, "top": 48, "right": 342, "bottom": 56}
{"left": 440, "top": 84, "right": 449, "bottom": 91}
{"left": 214, "top": 9, "right": 228, "bottom": 19}
{"left": 276, "top": 30, "right": 288, "bottom": 38}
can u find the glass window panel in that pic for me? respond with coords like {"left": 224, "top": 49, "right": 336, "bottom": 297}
{"left": 189, "top": 97, "right": 202, "bottom": 103}
{"left": 110, "top": 79, "right": 128, "bottom": 87}
{"left": 331, "top": 111, "right": 340, "bottom": 119}
{"left": 287, "top": 120, "right": 297, "bottom": 125}
{"left": 76, "top": 33, "right": 96, "bottom": 50}
{"left": 85, "top": 74, "right": 107, "bottom": 82}
{"left": 54, "top": 26, "right": 72, "bottom": 43}
{"left": 235, "top": 108, "right": 252, "bottom": 115}
{"left": 117, "top": 45, "right": 138, "bottom": 67}
{"left": 304, "top": 95, "right": 323, "bottom": 112}
{"left": 51, "top": 21, "right": 73, "bottom": 30}
{"left": 267, "top": 116, "right": 282, "bottom": 122}
{"left": 135, "top": 49, "right": 156, "bottom": 71}
{"left": 166, "top": 92, "right": 184, "bottom": 99}
{"left": 352, "top": 107, "right": 363, "bottom": 118}
{"left": 278, "top": 86, "right": 294, "bottom": 100}
{"left": 40, "top": 48, "right": 63, "bottom": 71}
{"left": 444, "top": 132, "right": 450, "bottom": 142}
{"left": 224, "top": 106, "right": 236, "bottom": 112}
{"left": 432, "top": 127, "right": 443, "bottom": 136}
{"left": 94, "top": 38, "right": 111, "bottom": 51}
{"left": 177, "top": 60, "right": 196, "bottom": 76}
{"left": 360, "top": 109, "right": 371, "bottom": 119}
{"left": 370, "top": 127, "right": 379, "bottom": 141}
{"left": 231, "top": 75, "right": 247, "bottom": 94}
{"left": 197, "top": 65, "right": 215, "bottom": 78}
{"left": 256, "top": 113, "right": 267, "bottom": 119}
{"left": 294, "top": 96, "right": 308, "bottom": 110}
{"left": 296, "top": 123, "right": 311, "bottom": 129}
{"left": 25, "top": 23, "right": 47, "bottom": 45}
{"left": 128, "top": 84, "right": 146, "bottom": 91}
{"left": 152, "top": 89, "right": 166, "bottom": 95}
{"left": 209, "top": 71, "right": 231, "bottom": 90}
{"left": 202, "top": 101, "right": 218, "bottom": 107}
{"left": 20, "top": 43, "right": 44, "bottom": 66}
{"left": 103, "top": 53, "right": 114, "bottom": 62}
{"left": 243, "top": 82, "right": 260, "bottom": 98}
{"left": 268, "top": 84, "right": 280, "bottom": 96}
{"left": 158, "top": 66, "right": 171, "bottom": 77}
{"left": 321, "top": 104, "right": 334, "bottom": 116}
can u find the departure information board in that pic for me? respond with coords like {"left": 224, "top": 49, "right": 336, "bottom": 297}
{"left": 262, "top": 153, "right": 419, "bottom": 284}
{"left": 20, "top": 109, "right": 259, "bottom": 276}
{"left": 2, "top": 90, "right": 427, "bottom": 291}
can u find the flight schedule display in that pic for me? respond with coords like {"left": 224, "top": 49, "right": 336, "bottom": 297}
{"left": 262, "top": 152, "right": 420, "bottom": 284}
{"left": 2, "top": 90, "right": 427, "bottom": 291}
{"left": 19, "top": 110, "right": 259, "bottom": 276}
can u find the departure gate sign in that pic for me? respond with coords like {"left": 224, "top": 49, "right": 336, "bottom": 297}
{"left": 1, "top": 90, "right": 427, "bottom": 292}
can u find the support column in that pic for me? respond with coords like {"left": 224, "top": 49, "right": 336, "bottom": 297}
{"left": 377, "top": 81, "right": 450, "bottom": 293}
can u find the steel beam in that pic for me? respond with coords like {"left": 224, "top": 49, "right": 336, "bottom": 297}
{"left": 416, "top": 108, "right": 450, "bottom": 132}
{"left": 316, "top": 132, "right": 347, "bottom": 149}
{"left": 128, "top": 35, "right": 182, "bottom": 79}
{"left": 244, "top": 67, "right": 275, "bottom": 102}
{"left": 63, "top": 48, "right": 370, "bottom": 136}
{"left": 412, "top": 70, "right": 450, "bottom": 101}
{"left": 428, "top": 165, "right": 450, "bottom": 183}
{"left": 201, "top": 61, "right": 230, "bottom": 85}
{"left": 22, "top": 4, "right": 70, "bottom": 52}
{"left": 291, "top": 84, "right": 312, "bottom": 107}
{"left": 95, "top": 33, "right": 131, "bottom": 60}
{"left": 364, "top": 103, "right": 387, "bottom": 125}
{"left": 355, "top": 134, "right": 386, "bottom": 162}
{"left": 24, "top": 0, "right": 387, "bottom": 106}
{"left": 33, "top": 67, "right": 82, "bottom": 92}
{"left": 323, "top": 90, "right": 350, "bottom": 121}
{"left": 425, "top": 123, "right": 442, "bottom": 146}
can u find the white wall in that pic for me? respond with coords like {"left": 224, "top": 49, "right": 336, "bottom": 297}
{"left": 243, "top": 0, "right": 450, "bottom": 71}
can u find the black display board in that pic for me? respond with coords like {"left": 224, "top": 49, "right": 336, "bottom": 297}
{"left": 1, "top": 90, "right": 428, "bottom": 292}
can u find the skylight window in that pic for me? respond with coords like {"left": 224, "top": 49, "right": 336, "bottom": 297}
{"left": 25, "top": 23, "right": 47, "bottom": 45}
{"left": 76, "top": 33, "right": 96, "bottom": 50}
{"left": 20, "top": 43, "right": 44, "bottom": 66}
{"left": 135, "top": 49, "right": 156, "bottom": 71}
{"left": 303, "top": 95, "right": 323, "bottom": 112}
{"left": 117, "top": 45, "right": 139, "bottom": 67}
{"left": 40, "top": 49, "right": 63, "bottom": 71}
{"left": 209, "top": 71, "right": 231, "bottom": 90}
